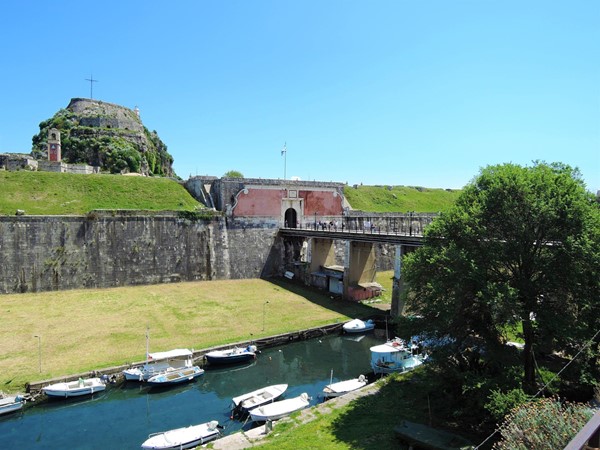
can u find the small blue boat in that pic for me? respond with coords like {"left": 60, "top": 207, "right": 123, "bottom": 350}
{"left": 146, "top": 366, "right": 204, "bottom": 386}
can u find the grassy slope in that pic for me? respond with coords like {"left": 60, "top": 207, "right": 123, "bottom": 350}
{"left": 0, "top": 279, "right": 377, "bottom": 392}
{"left": 0, "top": 171, "right": 200, "bottom": 215}
{"left": 0, "top": 172, "right": 460, "bottom": 214}
{"left": 344, "top": 185, "right": 461, "bottom": 213}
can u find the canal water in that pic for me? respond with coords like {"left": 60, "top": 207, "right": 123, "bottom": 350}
{"left": 0, "top": 332, "right": 382, "bottom": 449}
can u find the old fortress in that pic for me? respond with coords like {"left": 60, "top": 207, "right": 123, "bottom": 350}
{"left": 0, "top": 98, "right": 435, "bottom": 316}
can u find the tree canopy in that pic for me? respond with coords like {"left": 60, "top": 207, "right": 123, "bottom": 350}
{"left": 403, "top": 162, "right": 599, "bottom": 394}
{"left": 223, "top": 170, "right": 244, "bottom": 178}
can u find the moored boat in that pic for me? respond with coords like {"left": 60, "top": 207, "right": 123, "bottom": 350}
{"left": 249, "top": 392, "right": 310, "bottom": 422}
{"left": 0, "top": 394, "right": 25, "bottom": 416}
{"left": 205, "top": 345, "right": 257, "bottom": 366}
{"left": 323, "top": 374, "right": 367, "bottom": 398}
{"left": 146, "top": 366, "right": 204, "bottom": 387}
{"left": 141, "top": 420, "right": 222, "bottom": 449}
{"left": 370, "top": 337, "right": 424, "bottom": 375}
{"left": 231, "top": 383, "right": 288, "bottom": 417}
{"left": 42, "top": 377, "right": 106, "bottom": 398}
{"left": 343, "top": 318, "right": 375, "bottom": 334}
{"left": 123, "top": 348, "right": 197, "bottom": 382}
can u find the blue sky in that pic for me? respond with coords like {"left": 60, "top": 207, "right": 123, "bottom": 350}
{"left": 1, "top": 1, "right": 598, "bottom": 191}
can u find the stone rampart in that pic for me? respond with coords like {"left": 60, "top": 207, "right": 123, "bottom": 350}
{"left": 0, "top": 154, "right": 38, "bottom": 171}
{"left": 0, "top": 214, "right": 280, "bottom": 294}
{"left": 36, "top": 160, "right": 100, "bottom": 174}
{"left": 79, "top": 117, "right": 140, "bottom": 131}
{"left": 67, "top": 98, "right": 143, "bottom": 133}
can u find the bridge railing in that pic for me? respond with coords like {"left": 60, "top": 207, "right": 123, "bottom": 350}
{"left": 292, "top": 213, "right": 437, "bottom": 237}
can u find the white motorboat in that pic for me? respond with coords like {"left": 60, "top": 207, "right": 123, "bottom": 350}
{"left": 0, "top": 394, "right": 25, "bottom": 415}
{"left": 323, "top": 374, "right": 367, "bottom": 398}
{"left": 249, "top": 392, "right": 310, "bottom": 422}
{"left": 231, "top": 383, "right": 288, "bottom": 417}
{"left": 42, "top": 377, "right": 106, "bottom": 398}
{"left": 370, "top": 337, "right": 424, "bottom": 375}
{"left": 141, "top": 420, "right": 222, "bottom": 449}
{"left": 146, "top": 366, "right": 204, "bottom": 387}
{"left": 123, "top": 348, "right": 197, "bottom": 381}
{"left": 343, "top": 318, "right": 375, "bottom": 334}
{"left": 205, "top": 345, "right": 257, "bottom": 366}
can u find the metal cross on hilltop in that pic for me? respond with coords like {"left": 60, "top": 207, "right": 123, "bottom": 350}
{"left": 85, "top": 74, "right": 99, "bottom": 99}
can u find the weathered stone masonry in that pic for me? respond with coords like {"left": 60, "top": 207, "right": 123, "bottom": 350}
{"left": 0, "top": 213, "right": 282, "bottom": 294}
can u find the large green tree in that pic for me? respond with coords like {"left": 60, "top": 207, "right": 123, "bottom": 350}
{"left": 403, "top": 162, "right": 599, "bottom": 393}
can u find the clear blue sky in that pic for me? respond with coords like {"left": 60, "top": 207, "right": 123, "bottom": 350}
{"left": 1, "top": 1, "right": 598, "bottom": 191}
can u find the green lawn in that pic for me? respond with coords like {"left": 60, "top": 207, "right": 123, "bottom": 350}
{"left": 0, "top": 171, "right": 460, "bottom": 215}
{"left": 0, "top": 278, "right": 377, "bottom": 392}
{"left": 344, "top": 185, "right": 460, "bottom": 213}
{"left": 0, "top": 171, "right": 201, "bottom": 215}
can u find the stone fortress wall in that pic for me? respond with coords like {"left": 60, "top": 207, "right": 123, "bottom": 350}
{"left": 0, "top": 153, "right": 99, "bottom": 175}
{"left": 0, "top": 212, "right": 281, "bottom": 295}
{"left": 0, "top": 174, "right": 422, "bottom": 295}
{"left": 67, "top": 98, "right": 143, "bottom": 133}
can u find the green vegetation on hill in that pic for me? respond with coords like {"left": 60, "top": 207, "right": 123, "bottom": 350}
{"left": 31, "top": 105, "right": 174, "bottom": 176}
{"left": 0, "top": 171, "right": 201, "bottom": 215}
{"left": 344, "top": 185, "right": 461, "bottom": 213}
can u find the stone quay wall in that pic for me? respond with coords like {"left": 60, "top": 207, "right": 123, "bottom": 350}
{"left": 0, "top": 213, "right": 281, "bottom": 295}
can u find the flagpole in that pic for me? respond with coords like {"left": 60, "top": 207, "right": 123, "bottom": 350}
{"left": 282, "top": 142, "right": 287, "bottom": 180}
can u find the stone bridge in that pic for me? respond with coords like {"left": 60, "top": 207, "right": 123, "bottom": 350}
{"left": 279, "top": 225, "right": 427, "bottom": 316}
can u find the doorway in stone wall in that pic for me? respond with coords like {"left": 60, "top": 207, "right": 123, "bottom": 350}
{"left": 284, "top": 208, "right": 298, "bottom": 228}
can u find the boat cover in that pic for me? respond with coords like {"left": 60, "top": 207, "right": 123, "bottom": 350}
{"left": 148, "top": 349, "right": 193, "bottom": 360}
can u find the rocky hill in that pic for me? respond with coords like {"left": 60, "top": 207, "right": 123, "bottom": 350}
{"left": 31, "top": 98, "right": 174, "bottom": 176}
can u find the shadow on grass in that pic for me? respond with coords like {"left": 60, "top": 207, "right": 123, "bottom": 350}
{"left": 328, "top": 367, "right": 485, "bottom": 450}
{"left": 265, "top": 277, "right": 388, "bottom": 321}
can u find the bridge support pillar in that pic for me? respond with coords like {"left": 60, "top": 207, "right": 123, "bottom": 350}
{"left": 391, "top": 244, "right": 408, "bottom": 317}
{"left": 342, "top": 241, "right": 376, "bottom": 301}
{"left": 309, "top": 238, "right": 335, "bottom": 273}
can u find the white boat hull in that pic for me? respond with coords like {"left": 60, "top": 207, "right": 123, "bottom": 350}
{"left": 232, "top": 384, "right": 288, "bottom": 415}
{"left": 123, "top": 348, "right": 196, "bottom": 381}
{"left": 370, "top": 338, "right": 424, "bottom": 374}
{"left": 141, "top": 420, "right": 221, "bottom": 449}
{"left": 372, "top": 357, "right": 423, "bottom": 374}
{"left": 249, "top": 393, "right": 310, "bottom": 422}
{"left": 0, "top": 395, "right": 24, "bottom": 415}
{"left": 43, "top": 377, "right": 106, "bottom": 398}
{"left": 323, "top": 375, "right": 367, "bottom": 398}
{"left": 343, "top": 319, "right": 375, "bottom": 334}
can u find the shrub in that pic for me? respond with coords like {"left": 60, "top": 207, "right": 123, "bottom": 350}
{"left": 493, "top": 397, "right": 593, "bottom": 449}
{"left": 485, "top": 388, "right": 531, "bottom": 421}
